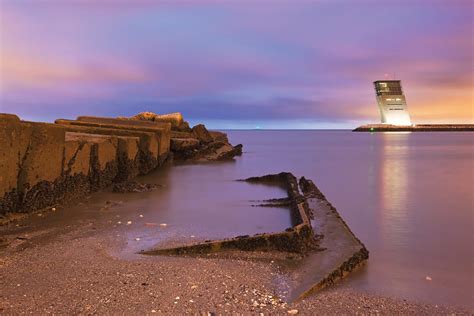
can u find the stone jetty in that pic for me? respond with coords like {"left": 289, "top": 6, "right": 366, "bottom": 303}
{"left": 0, "top": 112, "right": 242, "bottom": 216}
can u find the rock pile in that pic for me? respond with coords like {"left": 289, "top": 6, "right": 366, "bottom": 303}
{"left": 129, "top": 112, "right": 243, "bottom": 162}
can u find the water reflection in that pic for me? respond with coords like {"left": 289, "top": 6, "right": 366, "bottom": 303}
{"left": 379, "top": 134, "right": 410, "bottom": 244}
{"left": 226, "top": 130, "right": 473, "bottom": 308}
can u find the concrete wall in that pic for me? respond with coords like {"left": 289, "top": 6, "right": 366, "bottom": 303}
{"left": 0, "top": 114, "right": 171, "bottom": 215}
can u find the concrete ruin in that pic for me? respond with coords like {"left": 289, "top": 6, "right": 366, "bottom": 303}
{"left": 0, "top": 112, "right": 242, "bottom": 216}
{"left": 141, "top": 173, "right": 316, "bottom": 255}
{"left": 141, "top": 172, "right": 369, "bottom": 301}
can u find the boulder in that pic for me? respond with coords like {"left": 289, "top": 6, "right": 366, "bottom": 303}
{"left": 170, "top": 138, "right": 200, "bottom": 151}
{"left": 209, "top": 131, "right": 229, "bottom": 143}
{"left": 132, "top": 112, "right": 184, "bottom": 129}
{"left": 192, "top": 124, "right": 213, "bottom": 143}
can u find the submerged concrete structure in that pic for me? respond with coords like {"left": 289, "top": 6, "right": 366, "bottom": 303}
{"left": 141, "top": 172, "right": 369, "bottom": 301}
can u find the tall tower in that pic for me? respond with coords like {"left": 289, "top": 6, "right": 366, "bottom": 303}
{"left": 373, "top": 80, "right": 411, "bottom": 125}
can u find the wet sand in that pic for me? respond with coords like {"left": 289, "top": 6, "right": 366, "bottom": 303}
{"left": 0, "top": 205, "right": 471, "bottom": 315}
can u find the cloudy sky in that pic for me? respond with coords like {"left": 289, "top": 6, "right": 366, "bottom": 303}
{"left": 0, "top": 0, "right": 472, "bottom": 128}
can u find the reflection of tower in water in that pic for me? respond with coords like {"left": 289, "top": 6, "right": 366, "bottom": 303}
{"left": 378, "top": 133, "right": 410, "bottom": 242}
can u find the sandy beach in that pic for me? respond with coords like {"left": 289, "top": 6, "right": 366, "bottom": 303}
{"left": 0, "top": 205, "right": 471, "bottom": 315}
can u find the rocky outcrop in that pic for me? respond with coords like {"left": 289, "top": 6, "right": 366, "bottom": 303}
{"left": 128, "top": 112, "right": 242, "bottom": 162}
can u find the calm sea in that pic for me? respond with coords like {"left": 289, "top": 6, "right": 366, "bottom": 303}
{"left": 226, "top": 130, "right": 474, "bottom": 308}
{"left": 120, "top": 130, "right": 473, "bottom": 307}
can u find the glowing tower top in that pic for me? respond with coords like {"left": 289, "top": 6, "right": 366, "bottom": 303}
{"left": 373, "top": 80, "right": 411, "bottom": 125}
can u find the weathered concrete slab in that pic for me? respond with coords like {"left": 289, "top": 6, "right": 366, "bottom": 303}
{"left": 284, "top": 178, "right": 369, "bottom": 302}
{"left": 129, "top": 112, "right": 184, "bottom": 129}
{"left": 76, "top": 116, "right": 171, "bottom": 156}
{"left": 58, "top": 123, "right": 161, "bottom": 174}
{"left": 116, "top": 136, "right": 140, "bottom": 181}
{"left": 141, "top": 172, "right": 317, "bottom": 255}
{"left": 57, "top": 118, "right": 170, "bottom": 160}
{"left": 0, "top": 117, "right": 32, "bottom": 213}
{"left": 1, "top": 114, "right": 171, "bottom": 215}
{"left": 140, "top": 173, "right": 368, "bottom": 303}
{"left": 63, "top": 141, "right": 92, "bottom": 176}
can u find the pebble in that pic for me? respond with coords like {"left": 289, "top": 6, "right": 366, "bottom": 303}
{"left": 127, "top": 221, "right": 132, "bottom": 225}
{"left": 287, "top": 309, "right": 298, "bottom": 314}
{"left": 425, "top": 276, "right": 432, "bottom": 281}
{"left": 139, "top": 215, "right": 144, "bottom": 218}
{"left": 160, "top": 223, "right": 168, "bottom": 227}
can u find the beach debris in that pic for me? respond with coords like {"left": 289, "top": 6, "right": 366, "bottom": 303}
{"left": 190, "top": 235, "right": 196, "bottom": 238}
{"left": 135, "top": 238, "right": 141, "bottom": 241}
{"left": 127, "top": 221, "right": 132, "bottom": 225}
{"left": 151, "top": 310, "right": 157, "bottom": 313}
{"left": 139, "top": 214, "right": 144, "bottom": 218}
{"left": 159, "top": 223, "right": 168, "bottom": 227}
{"left": 191, "top": 285, "right": 198, "bottom": 289}
{"left": 51, "top": 207, "right": 56, "bottom": 211}
{"left": 287, "top": 309, "right": 299, "bottom": 314}
{"left": 117, "top": 221, "right": 122, "bottom": 224}
{"left": 425, "top": 276, "right": 432, "bottom": 281}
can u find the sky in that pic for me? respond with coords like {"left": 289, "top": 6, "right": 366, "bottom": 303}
{"left": 0, "top": 0, "right": 472, "bottom": 129}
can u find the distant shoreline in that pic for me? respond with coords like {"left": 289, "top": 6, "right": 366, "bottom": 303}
{"left": 353, "top": 124, "right": 474, "bottom": 132}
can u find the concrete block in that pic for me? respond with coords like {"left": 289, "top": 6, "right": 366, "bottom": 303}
{"left": 57, "top": 118, "right": 170, "bottom": 161}
{"left": 20, "top": 123, "right": 65, "bottom": 188}
{"left": 0, "top": 120, "right": 32, "bottom": 213}
{"left": 63, "top": 141, "right": 92, "bottom": 176}
{"left": 116, "top": 136, "right": 140, "bottom": 181}
{"left": 78, "top": 116, "right": 171, "bottom": 156}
